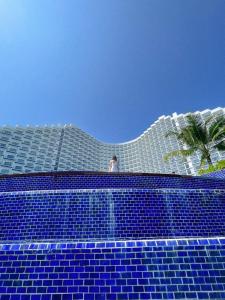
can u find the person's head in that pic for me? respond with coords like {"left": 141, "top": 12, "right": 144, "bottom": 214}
{"left": 112, "top": 155, "right": 117, "bottom": 161}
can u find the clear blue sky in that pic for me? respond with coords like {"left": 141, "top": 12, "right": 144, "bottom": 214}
{"left": 0, "top": 0, "right": 224, "bottom": 143}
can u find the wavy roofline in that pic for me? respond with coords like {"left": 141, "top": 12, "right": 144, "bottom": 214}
{"left": 1, "top": 107, "right": 224, "bottom": 146}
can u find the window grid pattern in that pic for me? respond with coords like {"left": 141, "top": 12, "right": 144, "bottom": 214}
{"left": 0, "top": 108, "right": 224, "bottom": 175}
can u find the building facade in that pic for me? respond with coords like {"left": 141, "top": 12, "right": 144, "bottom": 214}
{"left": 0, "top": 107, "right": 224, "bottom": 175}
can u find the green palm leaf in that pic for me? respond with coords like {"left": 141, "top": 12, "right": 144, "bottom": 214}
{"left": 214, "top": 141, "right": 225, "bottom": 151}
{"left": 164, "top": 148, "right": 195, "bottom": 162}
{"left": 165, "top": 130, "right": 180, "bottom": 138}
{"left": 164, "top": 113, "right": 225, "bottom": 168}
{"left": 209, "top": 116, "right": 225, "bottom": 141}
{"left": 211, "top": 127, "right": 225, "bottom": 142}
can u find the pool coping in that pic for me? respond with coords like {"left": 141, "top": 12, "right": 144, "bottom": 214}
{"left": 0, "top": 237, "right": 225, "bottom": 251}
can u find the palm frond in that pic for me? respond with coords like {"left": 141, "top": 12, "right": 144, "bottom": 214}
{"left": 212, "top": 127, "right": 225, "bottom": 142}
{"left": 165, "top": 130, "right": 179, "bottom": 138}
{"left": 164, "top": 148, "right": 195, "bottom": 162}
{"left": 178, "top": 127, "right": 199, "bottom": 146}
{"left": 205, "top": 115, "right": 214, "bottom": 125}
{"left": 185, "top": 114, "right": 208, "bottom": 145}
{"left": 209, "top": 116, "right": 225, "bottom": 141}
{"left": 214, "top": 141, "right": 225, "bottom": 151}
{"left": 164, "top": 113, "right": 225, "bottom": 166}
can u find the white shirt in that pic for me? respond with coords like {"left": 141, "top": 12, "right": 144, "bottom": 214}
{"left": 109, "top": 160, "right": 119, "bottom": 172}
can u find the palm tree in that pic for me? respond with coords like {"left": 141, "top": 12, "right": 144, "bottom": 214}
{"left": 164, "top": 114, "right": 225, "bottom": 167}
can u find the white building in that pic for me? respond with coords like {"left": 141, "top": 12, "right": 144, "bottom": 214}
{"left": 0, "top": 107, "right": 224, "bottom": 175}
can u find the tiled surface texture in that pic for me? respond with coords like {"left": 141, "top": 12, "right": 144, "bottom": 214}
{"left": 202, "top": 170, "right": 225, "bottom": 180}
{"left": 0, "top": 188, "right": 225, "bottom": 242}
{"left": 0, "top": 172, "right": 225, "bottom": 192}
{"left": 0, "top": 238, "right": 225, "bottom": 299}
{"left": 0, "top": 171, "right": 225, "bottom": 299}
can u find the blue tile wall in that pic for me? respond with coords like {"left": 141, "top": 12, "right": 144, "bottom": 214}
{"left": 202, "top": 169, "right": 225, "bottom": 180}
{"left": 0, "top": 172, "right": 224, "bottom": 192}
{"left": 0, "top": 189, "right": 225, "bottom": 242}
{"left": 0, "top": 238, "right": 224, "bottom": 299}
{"left": 0, "top": 171, "right": 225, "bottom": 299}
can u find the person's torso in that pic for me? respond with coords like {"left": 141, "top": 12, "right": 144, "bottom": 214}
{"left": 111, "top": 160, "right": 119, "bottom": 171}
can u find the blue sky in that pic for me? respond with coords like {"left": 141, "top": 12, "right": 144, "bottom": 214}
{"left": 0, "top": 0, "right": 224, "bottom": 143}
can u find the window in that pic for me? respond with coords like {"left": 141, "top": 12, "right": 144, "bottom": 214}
{"left": 0, "top": 136, "right": 9, "bottom": 142}
{"left": 13, "top": 166, "right": 23, "bottom": 171}
{"left": 24, "top": 135, "right": 32, "bottom": 140}
{"left": 13, "top": 136, "right": 22, "bottom": 141}
{"left": 34, "top": 166, "right": 42, "bottom": 171}
{"left": 3, "top": 161, "right": 12, "bottom": 167}
{"left": 7, "top": 148, "right": 17, "bottom": 154}
{"left": 25, "top": 163, "right": 34, "bottom": 168}
{"left": 5, "top": 154, "right": 15, "bottom": 160}
{"left": 1, "top": 169, "right": 10, "bottom": 174}
{"left": 16, "top": 159, "right": 25, "bottom": 164}
{"left": 29, "top": 151, "right": 37, "bottom": 156}
{"left": 27, "top": 157, "right": 35, "bottom": 162}
{"left": 31, "top": 145, "right": 39, "bottom": 150}
{"left": 18, "top": 152, "right": 27, "bottom": 158}
{"left": 2, "top": 130, "right": 12, "bottom": 136}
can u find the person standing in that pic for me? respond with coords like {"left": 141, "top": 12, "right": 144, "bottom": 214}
{"left": 109, "top": 155, "right": 119, "bottom": 172}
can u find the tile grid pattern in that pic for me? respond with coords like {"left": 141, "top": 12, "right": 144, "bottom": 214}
{"left": 0, "top": 173, "right": 225, "bottom": 192}
{"left": 0, "top": 238, "right": 225, "bottom": 299}
{"left": 0, "top": 188, "right": 225, "bottom": 242}
{"left": 0, "top": 172, "right": 225, "bottom": 299}
{"left": 202, "top": 170, "right": 225, "bottom": 180}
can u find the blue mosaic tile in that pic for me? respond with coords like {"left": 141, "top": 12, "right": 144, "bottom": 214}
{"left": 0, "top": 238, "right": 224, "bottom": 298}
{"left": 0, "top": 188, "right": 225, "bottom": 242}
{"left": 202, "top": 169, "right": 225, "bottom": 180}
{"left": 0, "top": 172, "right": 225, "bottom": 193}
{"left": 0, "top": 172, "right": 224, "bottom": 298}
